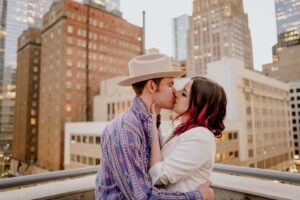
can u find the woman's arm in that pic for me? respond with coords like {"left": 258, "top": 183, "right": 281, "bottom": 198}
{"left": 150, "top": 103, "right": 163, "bottom": 168}
{"left": 149, "top": 128, "right": 215, "bottom": 186}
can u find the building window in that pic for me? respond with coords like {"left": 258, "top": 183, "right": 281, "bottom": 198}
{"left": 89, "top": 136, "right": 94, "bottom": 144}
{"left": 96, "top": 136, "right": 101, "bottom": 144}
{"left": 228, "top": 132, "right": 232, "bottom": 140}
{"left": 233, "top": 132, "right": 238, "bottom": 139}
{"left": 297, "top": 88, "right": 300, "bottom": 93}
{"left": 76, "top": 155, "right": 81, "bottom": 162}
{"left": 248, "top": 149, "right": 254, "bottom": 158}
{"left": 67, "top": 25, "right": 74, "bottom": 33}
{"left": 71, "top": 135, "right": 76, "bottom": 144}
{"left": 83, "top": 136, "right": 87, "bottom": 143}
{"left": 66, "top": 93, "right": 72, "bottom": 100}
{"left": 88, "top": 157, "right": 94, "bottom": 165}
{"left": 71, "top": 154, "right": 75, "bottom": 161}
{"left": 30, "top": 118, "right": 36, "bottom": 125}
{"left": 294, "top": 134, "right": 298, "bottom": 139}
{"left": 66, "top": 104, "right": 72, "bottom": 112}
{"left": 234, "top": 151, "right": 239, "bottom": 157}
{"left": 66, "top": 82, "right": 72, "bottom": 89}
{"left": 76, "top": 135, "right": 81, "bottom": 143}
{"left": 290, "top": 89, "right": 293, "bottom": 93}
{"left": 295, "top": 142, "right": 299, "bottom": 147}
{"left": 82, "top": 156, "right": 87, "bottom": 164}
{"left": 291, "top": 97, "right": 294, "bottom": 101}
{"left": 95, "top": 158, "right": 100, "bottom": 165}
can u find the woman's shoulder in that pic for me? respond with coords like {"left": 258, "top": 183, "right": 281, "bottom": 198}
{"left": 182, "top": 127, "right": 215, "bottom": 142}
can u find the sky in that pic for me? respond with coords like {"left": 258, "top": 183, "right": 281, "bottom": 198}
{"left": 120, "top": 0, "right": 277, "bottom": 71}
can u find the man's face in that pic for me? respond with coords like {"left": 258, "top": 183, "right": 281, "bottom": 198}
{"left": 153, "top": 78, "right": 176, "bottom": 110}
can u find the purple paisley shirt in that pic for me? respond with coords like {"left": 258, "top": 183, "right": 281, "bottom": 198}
{"left": 95, "top": 97, "right": 202, "bottom": 199}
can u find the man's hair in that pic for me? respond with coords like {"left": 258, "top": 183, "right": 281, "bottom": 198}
{"left": 132, "top": 78, "right": 162, "bottom": 96}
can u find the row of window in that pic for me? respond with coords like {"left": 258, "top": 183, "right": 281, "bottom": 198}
{"left": 71, "top": 135, "right": 101, "bottom": 145}
{"left": 215, "top": 151, "right": 239, "bottom": 162}
{"left": 256, "top": 152, "right": 292, "bottom": 169}
{"left": 70, "top": 154, "right": 100, "bottom": 165}
{"left": 244, "top": 79, "right": 288, "bottom": 97}
{"left": 218, "top": 131, "right": 238, "bottom": 141}
{"left": 66, "top": 11, "right": 140, "bottom": 39}
{"left": 290, "top": 96, "right": 300, "bottom": 101}
{"left": 67, "top": 25, "right": 140, "bottom": 52}
{"left": 290, "top": 88, "right": 300, "bottom": 93}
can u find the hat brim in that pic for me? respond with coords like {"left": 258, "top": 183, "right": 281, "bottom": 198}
{"left": 118, "top": 71, "right": 186, "bottom": 86}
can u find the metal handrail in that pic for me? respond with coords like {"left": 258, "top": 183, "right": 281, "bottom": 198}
{"left": 1, "top": 164, "right": 300, "bottom": 190}
{"left": 213, "top": 163, "right": 300, "bottom": 185}
{"left": 0, "top": 166, "right": 98, "bottom": 190}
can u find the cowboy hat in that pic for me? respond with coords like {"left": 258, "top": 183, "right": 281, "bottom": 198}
{"left": 119, "top": 53, "right": 186, "bottom": 86}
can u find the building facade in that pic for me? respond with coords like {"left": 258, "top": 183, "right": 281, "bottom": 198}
{"left": 187, "top": 0, "right": 253, "bottom": 76}
{"left": 38, "top": 0, "right": 142, "bottom": 170}
{"left": 208, "top": 58, "right": 294, "bottom": 171}
{"left": 172, "top": 14, "right": 189, "bottom": 62}
{"left": 0, "top": 0, "right": 6, "bottom": 85}
{"left": 289, "top": 81, "right": 300, "bottom": 166}
{"left": 3, "top": 0, "right": 53, "bottom": 72}
{"left": 275, "top": 0, "right": 300, "bottom": 36}
{"left": 12, "top": 28, "right": 41, "bottom": 168}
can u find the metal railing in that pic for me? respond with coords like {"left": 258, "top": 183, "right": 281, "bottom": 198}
{"left": 0, "top": 164, "right": 300, "bottom": 190}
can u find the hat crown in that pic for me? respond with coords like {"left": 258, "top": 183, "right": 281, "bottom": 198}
{"left": 128, "top": 54, "right": 172, "bottom": 77}
{"left": 118, "top": 53, "right": 185, "bottom": 86}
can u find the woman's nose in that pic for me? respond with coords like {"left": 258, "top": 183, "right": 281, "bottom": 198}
{"left": 174, "top": 90, "right": 179, "bottom": 97}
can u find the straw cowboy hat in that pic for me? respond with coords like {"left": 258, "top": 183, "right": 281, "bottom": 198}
{"left": 119, "top": 53, "right": 186, "bottom": 86}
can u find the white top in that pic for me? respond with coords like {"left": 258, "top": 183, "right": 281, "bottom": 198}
{"left": 149, "top": 127, "right": 216, "bottom": 192}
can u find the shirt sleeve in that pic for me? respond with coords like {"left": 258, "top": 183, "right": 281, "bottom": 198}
{"left": 110, "top": 122, "right": 203, "bottom": 200}
{"left": 149, "top": 128, "right": 215, "bottom": 186}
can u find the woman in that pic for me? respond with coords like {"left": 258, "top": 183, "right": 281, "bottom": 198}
{"left": 149, "top": 76, "right": 227, "bottom": 192}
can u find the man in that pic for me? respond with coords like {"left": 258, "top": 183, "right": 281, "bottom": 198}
{"left": 95, "top": 54, "right": 214, "bottom": 199}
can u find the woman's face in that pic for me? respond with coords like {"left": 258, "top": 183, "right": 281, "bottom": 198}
{"left": 173, "top": 80, "right": 193, "bottom": 115}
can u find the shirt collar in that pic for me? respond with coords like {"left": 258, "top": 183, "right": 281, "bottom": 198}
{"left": 132, "top": 96, "right": 152, "bottom": 121}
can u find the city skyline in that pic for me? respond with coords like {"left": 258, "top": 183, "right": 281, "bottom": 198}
{"left": 121, "top": 0, "right": 277, "bottom": 71}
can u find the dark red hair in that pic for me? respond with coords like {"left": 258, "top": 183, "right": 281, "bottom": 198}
{"left": 173, "top": 77, "right": 227, "bottom": 138}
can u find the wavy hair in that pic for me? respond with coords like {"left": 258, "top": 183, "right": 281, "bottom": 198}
{"left": 173, "top": 77, "right": 227, "bottom": 138}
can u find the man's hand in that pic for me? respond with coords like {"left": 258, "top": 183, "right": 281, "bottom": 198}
{"left": 198, "top": 181, "right": 214, "bottom": 200}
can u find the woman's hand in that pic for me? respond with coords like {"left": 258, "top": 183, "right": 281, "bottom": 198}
{"left": 151, "top": 103, "right": 158, "bottom": 127}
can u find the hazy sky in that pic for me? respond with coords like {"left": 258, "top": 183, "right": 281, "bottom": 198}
{"left": 120, "top": 0, "right": 277, "bottom": 71}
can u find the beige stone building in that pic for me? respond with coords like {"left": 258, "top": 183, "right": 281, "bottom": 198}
{"left": 12, "top": 28, "right": 41, "bottom": 168}
{"left": 208, "top": 58, "right": 294, "bottom": 171}
{"left": 187, "top": 0, "right": 253, "bottom": 76}
{"left": 38, "top": 0, "right": 142, "bottom": 170}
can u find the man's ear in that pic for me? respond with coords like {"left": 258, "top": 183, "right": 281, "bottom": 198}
{"left": 146, "top": 80, "right": 158, "bottom": 94}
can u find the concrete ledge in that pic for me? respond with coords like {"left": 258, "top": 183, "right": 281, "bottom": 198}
{"left": 1, "top": 173, "right": 300, "bottom": 200}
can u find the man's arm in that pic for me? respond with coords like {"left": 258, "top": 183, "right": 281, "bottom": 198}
{"left": 109, "top": 122, "right": 203, "bottom": 199}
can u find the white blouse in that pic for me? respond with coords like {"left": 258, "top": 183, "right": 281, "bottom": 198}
{"left": 149, "top": 127, "right": 216, "bottom": 192}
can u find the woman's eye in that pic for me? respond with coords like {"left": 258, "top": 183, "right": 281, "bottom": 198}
{"left": 182, "top": 92, "right": 187, "bottom": 97}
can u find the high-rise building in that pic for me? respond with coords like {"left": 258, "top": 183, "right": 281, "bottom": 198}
{"left": 172, "top": 14, "right": 189, "bottom": 62}
{"left": 12, "top": 28, "right": 41, "bottom": 169}
{"left": 0, "top": 67, "right": 15, "bottom": 176}
{"left": 3, "top": 0, "right": 53, "bottom": 73}
{"left": 187, "top": 0, "right": 253, "bottom": 76}
{"left": 75, "top": 0, "right": 120, "bottom": 12}
{"left": 208, "top": 58, "right": 294, "bottom": 171}
{"left": 37, "top": 0, "right": 142, "bottom": 170}
{"left": 275, "top": 0, "right": 300, "bottom": 36}
{"left": 0, "top": 0, "right": 7, "bottom": 86}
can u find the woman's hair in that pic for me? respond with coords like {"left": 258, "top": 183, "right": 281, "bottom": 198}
{"left": 173, "top": 77, "right": 227, "bottom": 138}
